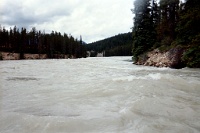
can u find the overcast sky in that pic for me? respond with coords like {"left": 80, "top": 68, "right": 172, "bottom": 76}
{"left": 0, "top": 0, "right": 134, "bottom": 43}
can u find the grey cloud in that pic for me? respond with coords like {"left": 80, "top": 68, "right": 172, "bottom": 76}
{"left": 1, "top": 3, "right": 36, "bottom": 26}
{"left": 0, "top": 0, "right": 134, "bottom": 43}
{"left": 0, "top": 0, "right": 72, "bottom": 27}
{"left": 2, "top": 11, "right": 36, "bottom": 26}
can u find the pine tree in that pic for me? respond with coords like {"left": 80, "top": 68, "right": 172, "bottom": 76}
{"left": 0, "top": 25, "right": 86, "bottom": 59}
{"left": 132, "top": 0, "right": 156, "bottom": 61}
{"left": 158, "top": 0, "right": 180, "bottom": 46}
{"left": 176, "top": 0, "right": 200, "bottom": 67}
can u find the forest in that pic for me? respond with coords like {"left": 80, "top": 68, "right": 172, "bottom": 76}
{"left": 132, "top": 0, "right": 200, "bottom": 67}
{"left": 86, "top": 32, "right": 132, "bottom": 57}
{"left": 0, "top": 26, "right": 87, "bottom": 59}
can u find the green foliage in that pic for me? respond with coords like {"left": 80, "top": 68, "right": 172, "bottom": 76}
{"left": 0, "top": 52, "right": 2, "bottom": 60}
{"left": 157, "top": 0, "right": 179, "bottom": 43}
{"left": 86, "top": 32, "right": 132, "bottom": 56}
{"left": 182, "top": 45, "right": 200, "bottom": 68}
{"left": 176, "top": 0, "right": 200, "bottom": 45}
{"left": 0, "top": 25, "right": 87, "bottom": 59}
{"left": 132, "top": 0, "right": 200, "bottom": 67}
{"left": 158, "top": 37, "right": 173, "bottom": 52}
{"left": 182, "top": 33, "right": 200, "bottom": 67}
{"left": 175, "top": 0, "right": 200, "bottom": 67}
{"left": 137, "top": 53, "right": 149, "bottom": 64}
{"left": 132, "top": 0, "right": 157, "bottom": 61}
{"left": 105, "top": 44, "right": 132, "bottom": 57}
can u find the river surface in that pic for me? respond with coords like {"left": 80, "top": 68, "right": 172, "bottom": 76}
{"left": 0, "top": 57, "right": 200, "bottom": 133}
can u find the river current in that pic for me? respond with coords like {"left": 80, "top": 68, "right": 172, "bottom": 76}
{"left": 0, "top": 57, "right": 200, "bottom": 133}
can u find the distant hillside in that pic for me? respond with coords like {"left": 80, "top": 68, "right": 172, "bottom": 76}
{"left": 86, "top": 32, "right": 132, "bottom": 57}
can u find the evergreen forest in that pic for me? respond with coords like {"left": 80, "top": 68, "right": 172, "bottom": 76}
{"left": 86, "top": 32, "right": 132, "bottom": 57}
{"left": 0, "top": 26, "right": 87, "bottom": 59}
{"left": 132, "top": 0, "right": 200, "bottom": 67}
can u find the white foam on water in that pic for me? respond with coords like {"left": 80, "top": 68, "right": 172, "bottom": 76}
{"left": 147, "top": 73, "right": 161, "bottom": 80}
{"left": 113, "top": 73, "right": 161, "bottom": 81}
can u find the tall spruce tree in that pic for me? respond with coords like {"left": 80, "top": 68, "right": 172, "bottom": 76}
{"left": 176, "top": 0, "right": 200, "bottom": 67}
{"left": 176, "top": 0, "right": 200, "bottom": 45}
{"left": 158, "top": 0, "right": 180, "bottom": 46}
{"left": 132, "top": 0, "right": 157, "bottom": 61}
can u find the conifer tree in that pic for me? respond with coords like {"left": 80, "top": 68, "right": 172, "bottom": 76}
{"left": 132, "top": 0, "right": 156, "bottom": 61}
{"left": 176, "top": 0, "right": 200, "bottom": 67}
{"left": 157, "top": 0, "right": 179, "bottom": 47}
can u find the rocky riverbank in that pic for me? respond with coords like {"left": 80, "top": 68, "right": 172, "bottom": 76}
{"left": 0, "top": 52, "right": 48, "bottom": 60}
{"left": 135, "top": 47, "right": 186, "bottom": 69}
{"left": 0, "top": 52, "right": 76, "bottom": 60}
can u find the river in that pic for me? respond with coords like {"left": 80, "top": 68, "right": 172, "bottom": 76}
{"left": 0, "top": 57, "right": 200, "bottom": 133}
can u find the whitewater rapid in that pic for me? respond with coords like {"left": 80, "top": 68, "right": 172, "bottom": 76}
{"left": 0, "top": 57, "right": 200, "bottom": 133}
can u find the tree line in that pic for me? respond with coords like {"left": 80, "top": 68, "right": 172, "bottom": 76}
{"left": 132, "top": 0, "right": 200, "bottom": 67}
{"left": 86, "top": 32, "right": 133, "bottom": 57}
{"left": 0, "top": 26, "right": 87, "bottom": 59}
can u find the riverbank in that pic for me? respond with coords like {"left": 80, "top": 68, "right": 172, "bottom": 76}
{"left": 0, "top": 52, "right": 76, "bottom": 60}
{"left": 135, "top": 47, "right": 186, "bottom": 69}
